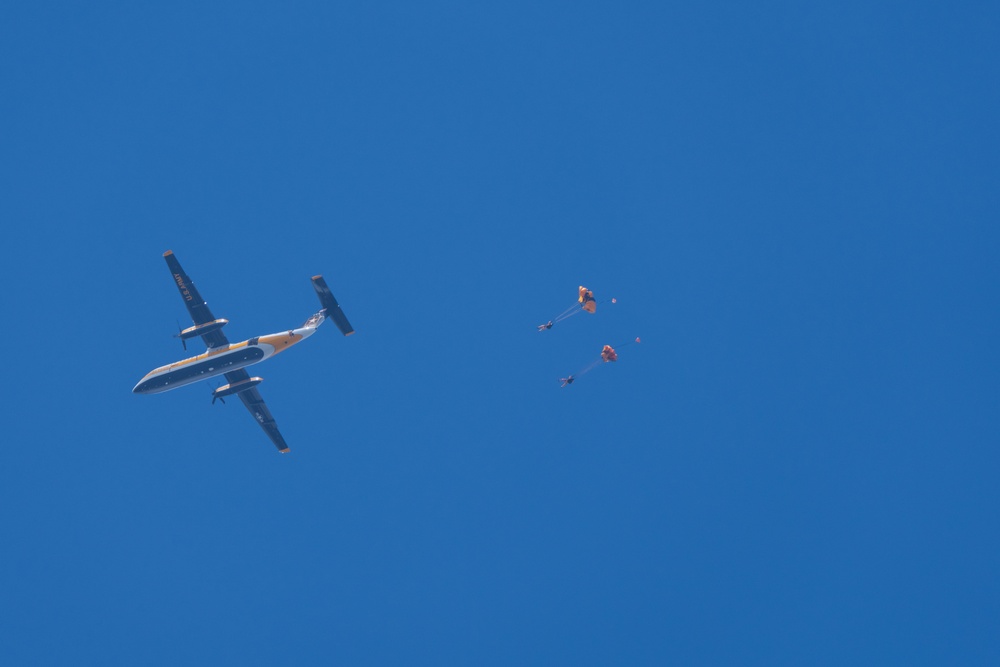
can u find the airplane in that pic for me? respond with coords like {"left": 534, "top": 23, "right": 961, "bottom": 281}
{"left": 132, "top": 250, "right": 354, "bottom": 453}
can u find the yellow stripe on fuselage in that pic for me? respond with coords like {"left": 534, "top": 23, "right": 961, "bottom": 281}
{"left": 147, "top": 341, "right": 250, "bottom": 375}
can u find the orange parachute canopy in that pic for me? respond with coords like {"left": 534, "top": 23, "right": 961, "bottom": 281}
{"left": 601, "top": 345, "right": 618, "bottom": 362}
{"left": 578, "top": 286, "right": 597, "bottom": 314}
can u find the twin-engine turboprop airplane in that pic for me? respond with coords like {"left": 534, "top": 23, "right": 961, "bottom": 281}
{"left": 133, "top": 250, "right": 354, "bottom": 453}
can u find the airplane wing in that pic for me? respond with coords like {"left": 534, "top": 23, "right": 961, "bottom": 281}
{"left": 224, "top": 369, "right": 290, "bottom": 453}
{"left": 163, "top": 250, "right": 230, "bottom": 349}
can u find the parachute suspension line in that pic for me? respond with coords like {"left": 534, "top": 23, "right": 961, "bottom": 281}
{"left": 575, "top": 359, "right": 602, "bottom": 377}
{"left": 554, "top": 308, "right": 585, "bottom": 324}
{"left": 552, "top": 302, "right": 582, "bottom": 323}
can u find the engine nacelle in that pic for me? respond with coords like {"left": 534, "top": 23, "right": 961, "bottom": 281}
{"left": 212, "top": 376, "right": 263, "bottom": 403}
{"left": 179, "top": 318, "right": 229, "bottom": 340}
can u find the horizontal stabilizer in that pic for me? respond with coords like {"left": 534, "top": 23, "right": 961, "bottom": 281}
{"left": 312, "top": 275, "right": 354, "bottom": 336}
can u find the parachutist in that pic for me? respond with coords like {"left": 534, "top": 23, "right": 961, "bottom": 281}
{"left": 556, "top": 339, "right": 637, "bottom": 388}
{"left": 537, "top": 320, "right": 554, "bottom": 331}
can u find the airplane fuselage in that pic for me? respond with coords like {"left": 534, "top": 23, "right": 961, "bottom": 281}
{"left": 133, "top": 324, "right": 317, "bottom": 394}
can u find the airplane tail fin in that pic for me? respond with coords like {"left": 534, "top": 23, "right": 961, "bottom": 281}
{"left": 311, "top": 276, "right": 354, "bottom": 336}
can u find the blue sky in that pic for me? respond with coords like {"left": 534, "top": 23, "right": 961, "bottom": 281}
{"left": 1, "top": 2, "right": 998, "bottom": 664}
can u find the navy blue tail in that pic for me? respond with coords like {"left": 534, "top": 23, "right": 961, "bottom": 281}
{"left": 311, "top": 275, "right": 355, "bottom": 336}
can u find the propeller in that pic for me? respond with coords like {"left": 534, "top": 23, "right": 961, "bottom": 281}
{"left": 174, "top": 320, "right": 187, "bottom": 350}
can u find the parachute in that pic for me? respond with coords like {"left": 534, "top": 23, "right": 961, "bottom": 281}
{"left": 579, "top": 286, "right": 596, "bottom": 314}
{"left": 560, "top": 338, "right": 640, "bottom": 386}
{"left": 538, "top": 285, "right": 610, "bottom": 331}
